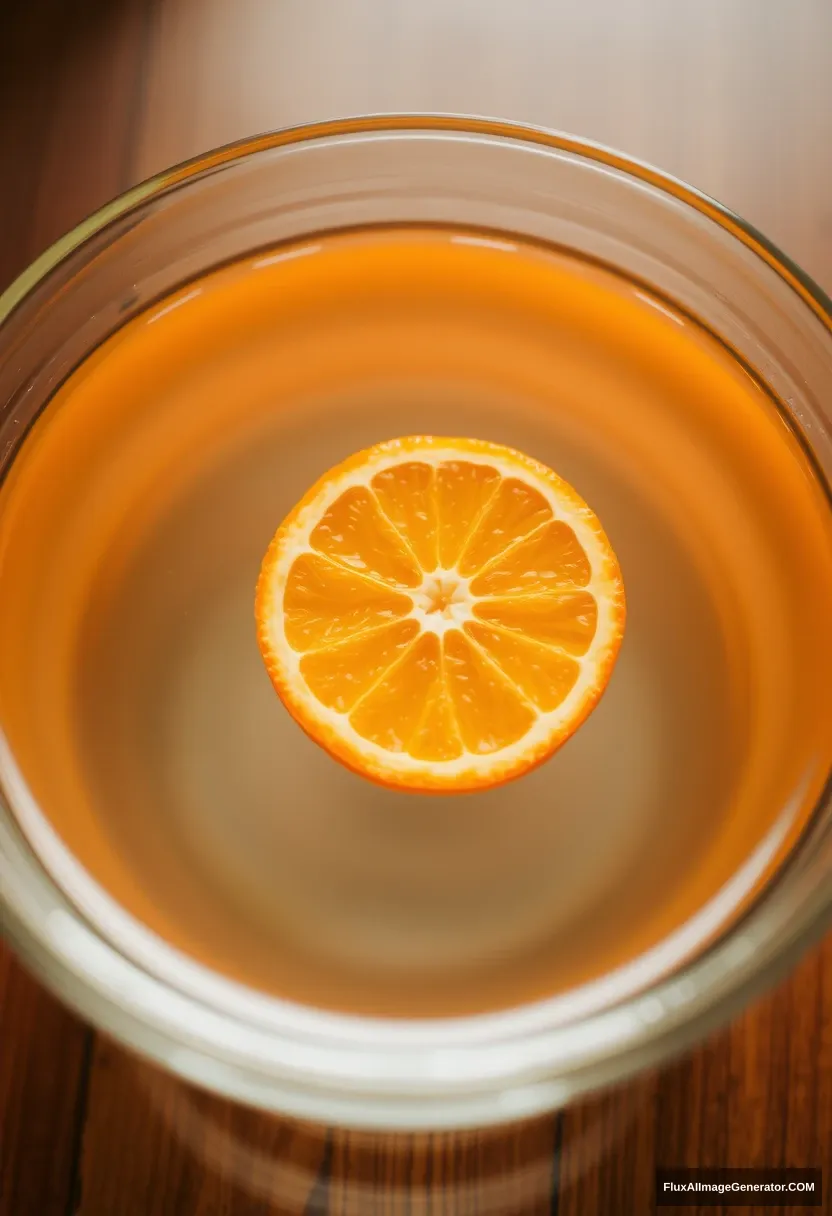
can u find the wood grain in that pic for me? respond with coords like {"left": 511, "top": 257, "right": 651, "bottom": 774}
{"left": 1, "top": 0, "right": 831, "bottom": 1213}
{"left": 559, "top": 940, "right": 832, "bottom": 1215}
{"left": 75, "top": 1037, "right": 329, "bottom": 1215}
{"left": 74, "top": 1039, "right": 560, "bottom": 1214}
{"left": 0, "top": 949, "right": 91, "bottom": 1216}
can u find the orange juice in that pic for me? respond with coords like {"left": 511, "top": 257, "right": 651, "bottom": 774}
{"left": 1, "top": 226, "right": 831, "bottom": 1016}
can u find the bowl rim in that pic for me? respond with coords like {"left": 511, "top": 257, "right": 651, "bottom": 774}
{"left": 3, "top": 113, "right": 830, "bottom": 328}
{"left": 1, "top": 113, "right": 831, "bottom": 1129}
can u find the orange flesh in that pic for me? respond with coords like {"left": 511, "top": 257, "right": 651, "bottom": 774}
{"left": 270, "top": 441, "right": 621, "bottom": 772}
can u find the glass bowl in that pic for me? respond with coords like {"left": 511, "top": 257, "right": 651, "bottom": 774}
{"left": 1, "top": 116, "right": 831, "bottom": 1130}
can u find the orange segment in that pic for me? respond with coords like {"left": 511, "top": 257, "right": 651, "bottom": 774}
{"left": 349, "top": 632, "right": 442, "bottom": 752}
{"left": 407, "top": 674, "right": 464, "bottom": 762}
{"left": 465, "top": 621, "right": 580, "bottom": 712}
{"left": 458, "top": 479, "right": 552, "bottom": 575}
{"left": 435, "top": 461, "right": 500, "bottom": 567}
{"left": 309, "top": 486, "right": 422, "bottom": 588}
{"left": 475, "top": 591, "right": 598, "bottom": 655}
{"left": 256, "top": 436, "right": 625, "bottom": 793}
{"left": 469, "top": 521, "right": 591, "bottom": 596}
{"left": 444, "top": 629, "right": 536, "bottom": 754}
{"left": 371, "top": 462, "right": 438, "bottom": 572}
{"left": 283, "top": 553, "right": 412, "bottom": 650}
{"left": 299, "top": 618, "right": 420, "bottom": 712}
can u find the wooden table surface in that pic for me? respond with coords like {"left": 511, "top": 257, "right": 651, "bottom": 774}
{"left": 1, "top": 1, "right": 830, "bottom": 1212}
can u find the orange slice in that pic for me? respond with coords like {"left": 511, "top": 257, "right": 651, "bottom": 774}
{"left": 256, "top": 437, "right": 625, "bottom": 792}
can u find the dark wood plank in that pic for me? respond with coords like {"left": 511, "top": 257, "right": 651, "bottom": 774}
{"left": 76, "top": 1039, "right": 560, "bottom": 1216}
{"left": 327, "top": 1119, "right": 559, "bottom": 1215}
{"left": 0, "top": 945, "right": 91, "bottom": 1216}
{"left": 0, "top": 0, "right": 151, "bottom": 293}
{"left": 559, "top": 1074, "right": 658, "bottom": 1215}
{"left": 0, "top": 3, "right": 155, "bottom": 1214}
{"left": 76, "top": 1038, "right": 329, "bottom": 1215}
{"left": 559, "top": 938, "right": 832, "bottom": 1215}
{"left": 0, "top": 0, "right": 78, "bottom": 290}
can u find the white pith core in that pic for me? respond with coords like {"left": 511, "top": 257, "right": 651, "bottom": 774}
{"left": 411, "top": 571, "right": 473, "bottom": 633}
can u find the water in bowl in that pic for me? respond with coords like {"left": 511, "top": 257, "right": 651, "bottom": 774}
{"left": 1, "top": 226, "right": 830, "bottom": 1016}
